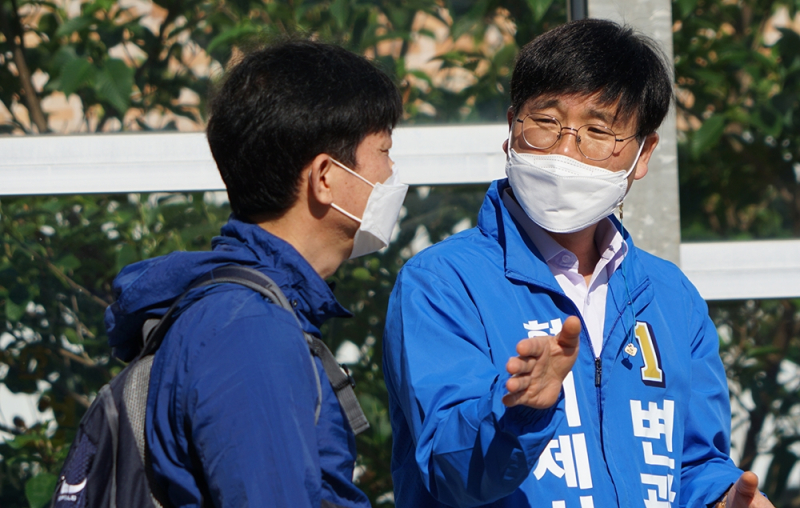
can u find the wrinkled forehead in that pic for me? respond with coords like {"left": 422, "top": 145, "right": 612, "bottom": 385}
{"left": 516, "top": 92, "right": 641, "bottom": 134}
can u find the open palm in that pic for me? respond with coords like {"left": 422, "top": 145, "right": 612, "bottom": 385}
{"left": 503, "top": 316, "right": 581, "bottom": 409}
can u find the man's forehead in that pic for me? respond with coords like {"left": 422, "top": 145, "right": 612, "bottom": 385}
{"left": 519, "top": 93, "right": 637, "bottom": 128}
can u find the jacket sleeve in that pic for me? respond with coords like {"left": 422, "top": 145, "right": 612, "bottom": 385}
{"left": 678, "top": 280, "right": 742, "bottom": 507}
{"left": 150, "top": 291, "right": 323, "bottom": 508}
{"left": 383, "top": 264, "right": 563, "bottom": 507}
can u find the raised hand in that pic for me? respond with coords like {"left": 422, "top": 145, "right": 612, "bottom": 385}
{"left": 502, "top": 316, "right": 581, "bottom": 409}
{"left": 721, "top": 471, "right": 775, "bottom": 508}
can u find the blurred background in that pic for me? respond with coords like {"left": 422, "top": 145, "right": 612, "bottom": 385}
{"left": 1, "top": 0, "right": 799, "bottom": 506}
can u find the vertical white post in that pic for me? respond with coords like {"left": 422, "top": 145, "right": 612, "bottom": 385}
{"left": 587, "top": 0, "right": 681, "bottom": 265}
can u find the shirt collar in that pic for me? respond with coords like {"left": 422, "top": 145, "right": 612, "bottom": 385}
{"left": 501, "top": 187, "right": 628, "bottom": 274}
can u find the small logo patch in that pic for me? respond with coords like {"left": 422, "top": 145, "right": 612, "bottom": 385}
{"left": 57, "top": 478, "right": 87, "bottom": 502}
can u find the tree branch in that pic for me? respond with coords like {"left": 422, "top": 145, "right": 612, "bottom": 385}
{"left": 0, "top": 422, "right": 24, "bottom": 436}
{"left": 58, "top": 347, "right": 97, "bottom": 367}
{"left": 0, "top": 0, "right": 49, "bottom": 133}
{"left": 7, "top": 231, "right": 111, "bottom": 308}
{"left": 48, "top": 378, "right": 92, "bottom": 409}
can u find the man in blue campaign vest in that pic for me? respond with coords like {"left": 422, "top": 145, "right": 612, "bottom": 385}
{"left": 383, "top": 19, "right": 773, "bottom": 508}
{"left": 105, "top": 41, "right": 407, "bottom": 507}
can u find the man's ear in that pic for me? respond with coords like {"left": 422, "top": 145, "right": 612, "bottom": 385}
{"left": 307, "top": 154, "right": 336, "bottom": 207}
{"left": 633, "top": 132, "right": 659, "bottom": 181}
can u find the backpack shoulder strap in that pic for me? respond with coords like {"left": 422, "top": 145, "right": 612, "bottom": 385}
{"left": 307, "top": 336, "right": 369, "bottom": 434}
{"left": 138, "top": 265, "right": 368, "bottom": 434}
{"left": 202, "top": 266, "right": 369, "bottom": 435}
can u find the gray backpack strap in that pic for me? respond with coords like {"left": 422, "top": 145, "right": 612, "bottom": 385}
{"left": 121, "top": 355, "right": 164, "bottom": 508}
{"left": 98, "top": 385, "right": 119, "bottom": 508}
{"left": 136, "top": 264, "right": 324, "bottom": 430}
{"left": 206, "top": 266, "right": 369, "bottom": 435}
{"left": 307, "top": 336, "right": 370, "bottom": 434}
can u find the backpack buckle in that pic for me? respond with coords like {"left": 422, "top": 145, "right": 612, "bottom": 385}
{"left": 340, "top": 364, "right": 356, "bottom": 388}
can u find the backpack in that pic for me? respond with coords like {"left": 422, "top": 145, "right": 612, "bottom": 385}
{"left": 51, "top": 265, "right": 369, "bottom": 508}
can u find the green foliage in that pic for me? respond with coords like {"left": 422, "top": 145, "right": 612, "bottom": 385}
{"left": 710, "top": 299, "right": 800, "bottom": 505}
{"left": 674, "top": 0, "right": 800, "bottom": 241}
{"left": 0, "top": 193, "right": 229, "bottom": 507}
{"left": 674, "top": 0, "right": 800, "bottom": 502}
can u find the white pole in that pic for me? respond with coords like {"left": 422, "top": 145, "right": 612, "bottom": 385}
{"left": 588, "top": 0, "right": 682, "bottom": 265}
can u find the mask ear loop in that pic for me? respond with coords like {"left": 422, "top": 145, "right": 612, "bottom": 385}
{"left": 618, "top": 133, "right": 647, "bottom": 357}
{"left": 618, "top": 202, "right": 640, "bottom": 359}
{"left": 506, "top": 125, "right": 514, "bottom": 159}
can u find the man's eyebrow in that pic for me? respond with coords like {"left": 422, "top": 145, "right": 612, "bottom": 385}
{"left": 584, "top": 107, "right": 615, "bottom": 125}
{"left": 526, "top": 98, "right": 561, "bottom": 111}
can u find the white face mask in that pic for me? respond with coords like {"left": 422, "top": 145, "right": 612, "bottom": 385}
{"left": 505, "top": 130, "right": 645, "bottom": 234}
{"left": 329, "top": 158, "right": 409, "bottom": 258}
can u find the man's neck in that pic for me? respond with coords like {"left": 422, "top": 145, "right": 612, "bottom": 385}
{"left": 548, "top": 225, "right": 601, "bottom": 283}
{"left": 257, "top": 208, "right": 350, "bottom": 280}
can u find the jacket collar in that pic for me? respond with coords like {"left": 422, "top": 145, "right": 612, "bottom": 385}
{"left": 214, "top": 217, "right": 352, "bottom": 329}
{"left": 477, "top": 179, "right": 652, "bottom": 310}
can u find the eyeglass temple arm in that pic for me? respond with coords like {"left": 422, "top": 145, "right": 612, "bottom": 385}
{"left": 616, "top": 132, "right": 641, "bottom": 142}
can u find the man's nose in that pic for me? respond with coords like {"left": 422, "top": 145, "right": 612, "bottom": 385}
{"left": 552, "top": 127, "right": 582, "bottom": 159}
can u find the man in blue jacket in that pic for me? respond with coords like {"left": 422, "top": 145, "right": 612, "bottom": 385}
{"left": 105, "top": 41, "right": 407, "bottom": 507}
{"left": 383, "top": 20, "right": 772, "bottom": 508}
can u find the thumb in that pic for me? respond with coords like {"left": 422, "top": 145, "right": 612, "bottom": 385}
{"left": 728, "top": 471, "right": 759, "bottom": 507}
{"left": 557, "top": 316, "right": 581, "bottom": 350}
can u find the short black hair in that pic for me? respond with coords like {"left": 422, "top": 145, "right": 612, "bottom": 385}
{"left": 510, "top": 19, "right": 673, "bottom": 137}
{"left": 207, "top": 40, "right": 402, "bottom": 221}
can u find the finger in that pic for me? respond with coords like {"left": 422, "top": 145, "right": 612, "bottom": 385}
{"left": 516, "top": 335, "right": 547, "bottom": 357}
{"left": 506, "top": 356, "right": 534, "bottom": 376}
{"left": 557, "top": 316, "right": 581, "bottom": 349}
{"left": 505, "top": 372, "right": 530, "bottom": 394}
{"left": 502, "top": 389, "right": 525, "bottom": 408}
{"left": 732, "top": 471, "right": 759, "bottom": 504}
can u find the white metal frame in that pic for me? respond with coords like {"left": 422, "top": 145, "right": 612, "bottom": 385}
{"left": 2, "top": 127, "right": 799, "bottom": 301}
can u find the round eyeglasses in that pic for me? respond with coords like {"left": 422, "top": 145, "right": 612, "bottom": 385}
{"left": 516, "top": 113, "right": 640, "bottom": 161}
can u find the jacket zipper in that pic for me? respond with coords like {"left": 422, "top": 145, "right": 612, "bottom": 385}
{"left": 594, "top": 358, "right": 602, "bottom": 387}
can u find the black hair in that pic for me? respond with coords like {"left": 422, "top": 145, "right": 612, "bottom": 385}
{"left": 207, "top": 40, "right": 402, "bottom": 221}
{"left": 510, "top": 19, "right": 673, "bottom": 137}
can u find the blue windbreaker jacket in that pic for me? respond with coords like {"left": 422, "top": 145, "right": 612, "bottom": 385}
{"left": 383, "top": 180, "right": 742, "bottom": 508}
{"left": 105, "top": 217, "right": 370, "bottom": 508}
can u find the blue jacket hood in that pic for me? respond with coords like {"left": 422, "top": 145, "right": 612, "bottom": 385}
{"left": 105, "top": 217, "right": 350, "bottom": 360}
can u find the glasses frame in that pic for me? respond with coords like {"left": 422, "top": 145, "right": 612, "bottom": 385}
{"left": 515, "top": 113, "right": 640, "bottom": 161}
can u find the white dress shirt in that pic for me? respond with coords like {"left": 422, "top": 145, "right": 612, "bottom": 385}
{"left": 502, "top": 188, "right": 628, "bottom": 357}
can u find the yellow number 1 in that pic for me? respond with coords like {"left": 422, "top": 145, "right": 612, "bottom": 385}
{"left": 634, "top": 322, "right": 665, "bottom": 387}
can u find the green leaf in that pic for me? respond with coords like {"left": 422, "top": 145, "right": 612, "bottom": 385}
{"left": 25, "top": 472, "right": 58, "bottom": 508}
{"left": 676, "top": 0, "right": 698, "bottom": 18}
{"left": 55, "top": 254, "right": 82, "bottom": 272}
{"left": 352, "top": 267, "right": 371, "bottom": 281}
{"left": 59, "top": 57, "right": 96, "bottom": 97}
{"left": 63, "top": 327, "right": 80, "bottom": 344}
{"left": 525, "top": 0, "right": 554, "bottom": 22}
{"left": 7, "top": 434, "right": 39, "bottom": 450}
{"left": 747, "top": 345, "right": 782, "bottom": 356}
{"left": 690, "top": 114, "right": 725, "bottom": 159}
{"left": 207, "top": 25, "right": 261, "bottom": 54}
{"left": 55, "top": 16, "right": 94, "bottom": 37}
{"left": 116, "top": 243, "right": 138, "bottom": 272}
{"left": 5, "top": 299, "right": 25, "bottom": 322}
{"left": 330, "top": 0, "right": 348, "bottom": 28}
{"left": 94, "top": 59, "right": 134, "bottom": 113}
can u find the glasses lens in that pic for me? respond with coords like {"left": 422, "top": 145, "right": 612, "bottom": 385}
{"left": 521, "top": 114, "right": 561, "bottom": 150}
{"left": 576, "top": 125, "right": 616, "bottom": 160}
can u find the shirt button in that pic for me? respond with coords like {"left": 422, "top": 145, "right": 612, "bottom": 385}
{"left": 561, "top": 254, "right": 572, "bottom": 265}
